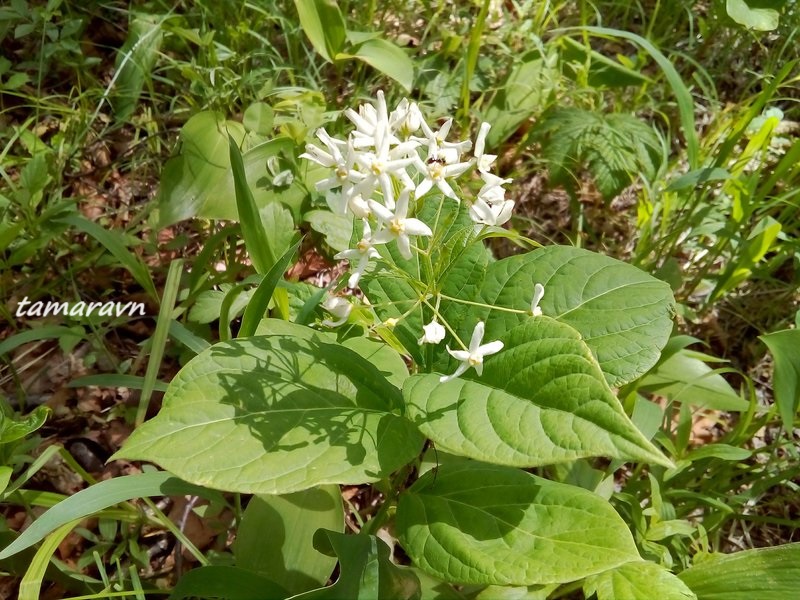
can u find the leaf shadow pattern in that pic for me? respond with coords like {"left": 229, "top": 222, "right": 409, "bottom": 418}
{"left": 201, "top": 333, "right": 423, "bottom": 489}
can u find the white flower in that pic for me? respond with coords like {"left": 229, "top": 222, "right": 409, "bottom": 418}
{"left": 440, "top": 321, "right": 504, "bottom": 383}
{"left": 477, "top": 172, "right": 512, "bottom": 204}
{"left": 469, "top": 171, "right": 514, "bottom": 226}
{"left": 414, "top": 156, "right": 472, "bottom": 201}
{"left": 474, "top": 122, "right": 497, "bottom": 173}
{"left": 334, "top": 222, "right": 380, "bottom": 289}
{"left": 321, "top": 296, "right": 352, "bottom": 327}
{"left": 418, "top": 319, "right": 446, "bottom": 345}
{"left": 530, "top": 283, "right": 545, "bottom": 316}
{"left": 369, "top": 189, "right": 433, "bottom": 259}
{"left": 417, "top": 118, "right": 473, "bottom": 165}
{"left": 469, "top": 197, "right": 514, "bottom": 226}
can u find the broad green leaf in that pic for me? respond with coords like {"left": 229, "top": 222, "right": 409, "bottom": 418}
{"left": 0, "top": 472, "right": 222, "bottom": 560}
{"left": 113, "top": 323, "right": 424, "bottom": 494}
{"left": 296, "top": 530, "right": 420, "bottom": 599}
{"left": 678, "top": 543, "right": 800, "bottom": 599}
{"left": 233, "top": 486, "right": 343, "bottom": 594}
{"left": 157, "top": 111, "right": 304, "bottom": 226}
{"left": 396, "top": 462, "right": 641, "bottom": 585}
{"left": 440, "top": 245, "right": 675, "bottom": 387}
{"left": 112, "top": 12, "right": 164, "bottom": 121}
{"left": 243, "top": 102, "right": 275, "bottom": 135}
{"left": 260, "top": 201, "right": 298, "bottom": 268}
{"left": 306, "top": 209, "right": 354, "bottom": 252}
{"left": 170, "top": 566, "right": 288, "bottom": 600}
{"left": 0, "top": 405, "right": 50, "bottom": 444}
{"left": 483, "top": 51, "right": 558, "bottom": 148}
{"left": 760, "top": 329, "right": 800, "bottom": 431}
{"left": 475, "top": 584, "right": 558, "bottom": 599}
{"left": 638, "top": 349, "right": 749, "bottom": 411}
{"left": 293, "top": 0, "right": 346, "bottom": 62}
{"left": 585, "top": 561, "right": 696, "bottom": 600}
{"left": 348, "top": 38, "right": 414, "bottom": 92}
{"left": 726, "top": 0, "right": 780, "bottom": 31}
{"left": 406, "top": 318, "right": 671, "bottom": 468}
{"left": 363, "top": 197, "right": 489, "bottom": 368}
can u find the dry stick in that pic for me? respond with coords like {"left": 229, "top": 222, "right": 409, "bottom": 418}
{"left": 174, "top": 494, "right": 201, "bottom": 579}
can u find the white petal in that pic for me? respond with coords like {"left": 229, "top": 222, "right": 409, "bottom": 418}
{"left": 439, "top": 361, "right": 470, "bottom": 383}
{"left": 469, "top": 321, "right": 486, "bottom": 352}
{"left": 477, "top": 340, "right": 504, "bottom": 357}
{"left": 531, "top": 283, "right": 545, "bottom": 315}
{"left": 403, "top": 218, "right": 432, "bottom": 237}
{"left": 436, "top": 179, "right": 458, "bottom": 200}
{"left": 415, "top": 178, "right": 433, "bottom": 200}
{"left": 469, "top": 198, "right": 495, "bottom": 224}
{"left": 396, "top": 234, "right": 412, "bottom": 259}
{"left": 368, "top": 200, "right": 395, "bottom": 223}
{"left": 446, "top": 347, "right": 470, "bottom": 362}
{"left": 475, "top": 122, "right": 491, "bottom": 157}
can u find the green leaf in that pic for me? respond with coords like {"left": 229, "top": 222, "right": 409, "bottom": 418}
{"left": 560, "top": 35, "right": 651, "bottom": 88}
{"left": 585, "top": 561, "right": 696, "bottom": 600}
{"left": 293, "top": 0, "right": 346, "bottom": 62}
{"left": 170, "top": 566, "right": 288, "bottom": 600}
{"left": 58, "top": 214, "right": 158, "bottom": 301}
{"left": 678, "top": 544, "right": 800, "bottom": 599}
{"left": 230, "top": 135, "right": 275, "bottom": 274}
{"left": 239, "top": 238, "right": 302, "bottom": 338}
{"left": 406, "top": 318, "right": 671, "bottom": 468}
{"left": 306, "top": 209, "right": 354, "bottom": 252}
{"left": 157, "top": 112, "right": 304, "bottom": 226}
{"left": 363, "top": 197, "right": 489, "bottom": 368}
{"left": 19, "top": 519, "right": 82, "bottom": 600}
{"left": 580, "top": 26, "right": 698, "bottom": 169}
{"left": 441, "top": 245, "right": 675, "bottom": 387}
{"left": 0, "top": 406, "right": 50, "bottom": 444}
{"left": 483, "top": 52, "right": 558, "bottom": 147}
{"left": 535, "top": 107, "right": 663, "bottom": 199}
{"left": 348, "top": 38, "right": 414, "bottom": 92}
{"left": 396, "top": 462, "right": 641, "bottom": 586}
{"left": 726, "top": 0, "right": 780, "bottom": 31}
{"left": 113, "top": 323, "right": 424, "bottom": 494}
{"left": 0, "top": 471, "right": 222, "bottom": 560}
{"left": 638, "top": 348, "right": 750, "bottom": 412}
{"left": 297, "top": 530, "right": 420, "bottom": 599}
{"left": 112, "top": 12, "right": 164, "bottom": 121}
{"left": 243, "top": 102, "right": 275, "bottom": 135}
{"left": 760, "top": 329, "right": 800, "bottom": 431}
{"left": 233, "top": 486, "right": 342, "bottom": 594}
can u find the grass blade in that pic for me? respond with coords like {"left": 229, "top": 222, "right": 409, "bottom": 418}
{"left": 136, "top": 259, "right": 183, "bottom": 425}
{"left": 228, "top": 135, "right": 274, "bottom": 274}
{"left": 19, "top": 519, "right": 82, "bottom": 600}
{"left": 238, "top": 238, "right": 301, "bottom": 338}
{"left": 0, "top": 471, "right": 223, "bottom": 560}
{"left": 58, "top": 214, "right": 158, "bottom": 301}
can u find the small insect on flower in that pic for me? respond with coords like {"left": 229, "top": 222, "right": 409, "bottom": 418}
{"left": 440, "top": 321, "right": 503, "bottom": 383}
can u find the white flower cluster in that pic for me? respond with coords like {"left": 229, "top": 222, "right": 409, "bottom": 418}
{"left": 301, "top": 91, "right": 513, "bottom": 289}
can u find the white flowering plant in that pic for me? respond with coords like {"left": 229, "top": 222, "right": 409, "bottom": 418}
{"left": 111, "top": 92, "right": 687, "bottom": 597}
